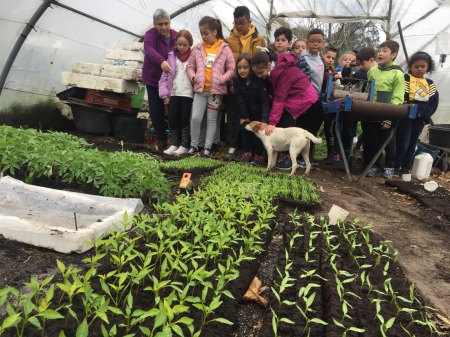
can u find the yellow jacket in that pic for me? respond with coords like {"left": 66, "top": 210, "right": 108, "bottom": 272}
{"left": 226, "top": 26, "right": 266, "bottom": 60}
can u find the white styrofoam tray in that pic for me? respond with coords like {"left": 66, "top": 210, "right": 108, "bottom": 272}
{"left": 61, "top": 72, "right": 139, "bottom": 94}
{"left": 0, "top": 176, "right": 143, "bottom": 254}
{"left": 72, "top": 62, "right": 142, "bottom": 81}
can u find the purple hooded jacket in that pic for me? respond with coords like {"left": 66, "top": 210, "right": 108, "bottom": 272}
{"left": 269, "top": 53, "right": 317, "bottom": 126}
{"left": 142, "top": 28, "right": 177, "bottom": 87}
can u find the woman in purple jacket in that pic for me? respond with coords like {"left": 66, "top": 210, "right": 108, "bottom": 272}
{"left": 143, "top": 9, "right": 177, "bottom": 154}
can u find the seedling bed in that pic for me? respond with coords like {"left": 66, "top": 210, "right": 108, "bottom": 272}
{"left": 385, "top": 180, "right": 450, "bottom": 220}
{"left": 258, "top": 213, "right": 439, "bottom": 337}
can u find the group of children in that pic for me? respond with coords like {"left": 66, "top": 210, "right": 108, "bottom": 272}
{"left": 157, "top": 5, "right": 440, "bottom": 177}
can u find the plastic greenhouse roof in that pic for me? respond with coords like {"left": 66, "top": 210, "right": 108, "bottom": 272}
{"left": 0, "top": 0, "right": 449, "bottom": 122}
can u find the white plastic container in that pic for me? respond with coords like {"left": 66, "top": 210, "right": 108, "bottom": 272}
{"left": 411, "top": 153, "right": 433, "bottom": 180}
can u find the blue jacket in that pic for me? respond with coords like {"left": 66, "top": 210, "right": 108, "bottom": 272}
{"left": 404, "top": 74, "right": 439, "bottom": 124}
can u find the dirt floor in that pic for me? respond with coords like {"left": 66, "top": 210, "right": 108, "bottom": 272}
{"left": 1, "top": 132, "right": 450, "bottom": 334}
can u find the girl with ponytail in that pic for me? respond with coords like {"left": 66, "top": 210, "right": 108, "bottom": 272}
{"left": 186, "top": 16, "right": 235, "bottom": 158}
{"left": 251, "top": 46, "right": 317, "bottom": 170}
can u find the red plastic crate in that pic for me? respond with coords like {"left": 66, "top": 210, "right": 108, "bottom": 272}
{"left": 85, "top": 89, "right": 131, "bottom": 110}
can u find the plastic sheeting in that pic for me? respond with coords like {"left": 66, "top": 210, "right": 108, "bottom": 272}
{"left": 0, "top": 0, "right": 449, "bottom": 121}
{"left": 0, "top": 176, "right": 144, "bottom": 253}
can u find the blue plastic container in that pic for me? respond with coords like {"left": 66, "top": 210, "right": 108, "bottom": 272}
{"left": 415, "top": 143, "right": 440, "bottom": 162}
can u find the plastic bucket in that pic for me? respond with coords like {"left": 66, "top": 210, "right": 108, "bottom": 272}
{"left": 415, "top": 143, "right": 440, "bottom": 162}
{"left": 113, "top": 117, "right": 148, "bottom": 143}
{"left": 377, "top": 91, "right": 393, "bottom": 103}
{"left": 69, "top": 103, "right": 113, "bottom": 135}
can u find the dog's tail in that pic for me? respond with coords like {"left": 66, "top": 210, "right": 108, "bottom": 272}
{"left": 305, "top": 131, "right": 322, "bottom": 144}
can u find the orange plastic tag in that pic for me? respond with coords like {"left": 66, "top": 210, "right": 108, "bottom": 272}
{"left": 179, "top": 173, "right": 192, "bottom": 189}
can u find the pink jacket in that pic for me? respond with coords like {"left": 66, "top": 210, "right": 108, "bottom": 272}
{"left": 269, "top": 53, "right": 317, "bottom": 126}
{"left": 187, "top": 41, "right": 235, "bottom": 95}
{"left": 158, "top": 51, "right": 177, "bottom": 99}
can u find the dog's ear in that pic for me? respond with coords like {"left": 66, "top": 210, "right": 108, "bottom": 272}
{"left": 251, "top": 122, "right": 261, "bottom": 131}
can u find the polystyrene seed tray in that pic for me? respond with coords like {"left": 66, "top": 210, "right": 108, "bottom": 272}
{"left": 0, "top": 176, "right": 143, "bottom": 253}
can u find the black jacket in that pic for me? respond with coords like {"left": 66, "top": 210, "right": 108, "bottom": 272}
{"left": 404, "top": 74, "right": 439, "bottom": 124}
{"left": 233, "top": 76, "right": 272, "bottom": 123}
{"left": 341, "top": 65, "right": 369, "bottom": 91}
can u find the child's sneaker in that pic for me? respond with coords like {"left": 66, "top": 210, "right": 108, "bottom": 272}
{"left": 383, "top": 167, "right": 394, "bottom": 179}
{"left": 325, "top": 153, "right": 334, "bottom": 164}
{"left": 202, "top": 148, "right": 212, "bottom": 159}
{"left": 163, "top": 145, "right": 178, "bottom": 155}
{"left": 226, "top": 147, "right": 237, "bottom": 161}
{"left": 366, "top": 166, "right": 380, "bottom": 177}
{"left": 187, "top": 146, "right": 200, "bottom": 157}
{"left": 275, "top": 154, "right": 292, "bottom": 170}
{"left": 400, "top": 168, "right": 409, "bottom": 174}
{"left": 333, "top": 153, "right": 341, "bottom": 162}
{"left": 173, "top": 146, "right": 188, "bottom": 156}
{"left": 250, "top": 155, "right": 265, "bottom": 167}
{"left": 297, "top": 158, "right": 307, "bottom": 169}
{"left": 240, "top": 152, "right": 252, "bottom": 164}
{"left": 393, "top": 168, "right": 400, "bottom": 177}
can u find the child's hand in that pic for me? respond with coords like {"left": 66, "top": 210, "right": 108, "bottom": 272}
{"left": 265, "top": 125, "right": 275, "bottom": 136}
{"left": 161, "top": 61, "right": 172, "bottom": 73}
{"left": 164, "top": 98, "right": 170, "bottom": 105}
{"left": 260, "top": 122, "right": 268, "bottom": 131}
{"left": 240, "top": 118, "right": 250, "bottom": 124}
{"left": 334, "top": 73, "right": 342, "bottom": 79}
{"left": 381, "top": 122, "right": 391, "bottom": 129}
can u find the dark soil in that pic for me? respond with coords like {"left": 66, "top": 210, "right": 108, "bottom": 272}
{"left": 1, "top": 131, "right": 450, "bottom": 336}
{"left": 257, "top": 212, "right": 433, "bottom": 337}
{"left": 385, "top": 180, "right": 450, "bottom": 218}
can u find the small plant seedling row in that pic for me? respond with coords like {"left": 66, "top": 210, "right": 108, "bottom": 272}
{"left": 259, "top": 212, "right": 443, "bottom": 337}
{"left": 0, "top": 177, "right": 278, "bottom": 337}
{"left": 0, "top": 125, "right": 169, "bottom": 202}
{"left": 202, "top": 164, "right": 321, "bottom": 207}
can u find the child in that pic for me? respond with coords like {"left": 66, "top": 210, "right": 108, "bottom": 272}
{"left": 395, "top": 51, "right": 439, "bottom": 175}
{"left": 319, "top": 45, "right": 340, "bottom": 162}
{"left": 225, "top": 5, "right": 266, "bottom": 160}
{"left": 296, "top": 28, "right": 326, "bottom": 167}
{"left": 335, "top": 51, "right": 357, "bottom": 73}
{"left": 251, "top": 47, "right": 317, "bottom": 170}
{"left": 234, "top": 53, "right": 271, "bottom": 167}
{"left": 186, "top": 16, "right": 235, "bottom": 158}
{"left": 158, "top": 30, "right": 194, "bottom": 156}
{"left": 341, "top": 47, "right": 378, "bottom": 158}
{"left": 364, "top": 40, "right": 405, "bottom": 178}
{"left": 274, "top": 27, "right": 293, "bottom": 54}
{"left": 292, "top": 39, "right": 307, "bottom": 58}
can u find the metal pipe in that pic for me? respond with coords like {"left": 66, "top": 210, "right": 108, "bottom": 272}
{"left": 52, "top": 1, "right": 143, "bottom": 38}
{"left": 397, "top": 21, "right": 409, "bottom": 64}
{"left": 0, "top": 0, "right": 53, "bottom": 98}
{"left": 386, "top": 0, "right": 393, "bottom": 39}
{"left": 138, "top": 0, "right": 212, "bottom": 42}
{"left": 171, "top": 0, "right": 211, "bottom": 19}
{"left": 267, "top": 0, "right": 275, "bottom": 37}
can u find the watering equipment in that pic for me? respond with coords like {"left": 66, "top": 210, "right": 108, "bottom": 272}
{"left": 411, "top": 153, "right": 433, "bottom": 180}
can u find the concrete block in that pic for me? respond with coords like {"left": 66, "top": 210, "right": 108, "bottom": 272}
{"left": 103, "top": 59, "right": 143, "bottom": 68}
{"left": 72, "top": 62, "right": 142, "bottom": 81}
{"left": 105, "top": 49, "right": 145, "bottom": 62}
{"left": 116, "top": 42, "right": 144, "bottom": 51}
{"left": 61, "top": 72, "right": 138, "bottom": 94}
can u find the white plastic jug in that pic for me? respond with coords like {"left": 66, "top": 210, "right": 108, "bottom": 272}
{"left": 411, "top": 153, "right": 433, "bottom": 180}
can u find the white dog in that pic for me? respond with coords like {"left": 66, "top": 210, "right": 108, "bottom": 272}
{"left": 245, "top": 121, "right": 322, "bottom": 176}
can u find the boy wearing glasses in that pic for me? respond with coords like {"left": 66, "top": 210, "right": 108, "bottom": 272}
{"left": 224, "top": 6, "right": 266, "bottom": 161}
{"left": 295, "top": 29, "right": 326, "bottom": 167}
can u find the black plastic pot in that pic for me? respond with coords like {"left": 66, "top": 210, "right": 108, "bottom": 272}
{"left": 69, "top": 103, "right": 113, "bottom": 135}
{"left": 113, "top": 116, "right": 148, "bottom": 143}
{"left": 429, "top": 124, "right": 450, "bottom": 148}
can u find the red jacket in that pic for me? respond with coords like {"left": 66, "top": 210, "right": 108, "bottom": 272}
{"left": 269, "top": 53, "right": 317, "bottom": 126}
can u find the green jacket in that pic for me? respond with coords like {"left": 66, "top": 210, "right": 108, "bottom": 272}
{"left": 367, "top": 63, "right": 405, "bottom": 105}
